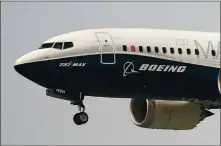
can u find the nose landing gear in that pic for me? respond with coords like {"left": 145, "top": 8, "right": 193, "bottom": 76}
{"left": 73, "top": 112, "right": 89, "bottom": 125}
{"left": 71, "top": 92, "right": 89, "bottom": 125}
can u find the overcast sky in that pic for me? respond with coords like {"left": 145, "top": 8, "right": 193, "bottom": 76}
{"left": 1, "top": 1, "right": 220, "bottom": 145}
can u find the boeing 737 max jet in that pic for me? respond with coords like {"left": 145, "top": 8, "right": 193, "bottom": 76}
{"left": 14, "top": 28, "right": 220, "bottom": 130}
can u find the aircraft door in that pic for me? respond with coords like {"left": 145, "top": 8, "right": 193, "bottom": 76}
{"left": 95, "top": 32, "right": 116, "bottom": 64}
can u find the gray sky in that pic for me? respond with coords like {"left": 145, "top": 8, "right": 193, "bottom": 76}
{"left": 1, "top": 1, "right": 220, "bottom": 145}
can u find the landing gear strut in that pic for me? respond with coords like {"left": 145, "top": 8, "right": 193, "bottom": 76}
{"left": 71, "top": 92, "right": 89, "bottom": 125}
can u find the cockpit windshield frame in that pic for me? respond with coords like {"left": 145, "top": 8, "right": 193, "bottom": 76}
{"left": 39, "top": 43, "right": 54, "bottom": 49}
{"left": 52, "top": 42, "right": 63, "bottom": 50}
{"left": 39, "top": 41, "right": 74, "bottom": 50}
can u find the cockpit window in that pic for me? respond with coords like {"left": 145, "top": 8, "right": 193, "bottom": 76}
{"left": 39, "top": 43, "right": 54, "bottom": 49}
{"left": 63, "top": 42, "right": 74, "bottom": 49}
{"left": 53, "top": 42, "right": 63, "bottom": 49}
{"left": 39, "top": 41, "right": 73, "bottom": 50}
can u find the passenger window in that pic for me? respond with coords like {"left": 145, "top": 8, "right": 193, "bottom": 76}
{"left": 178, "top": 48, "right": 182, "bottom": 54}
{"left": 53, "top": 42, "right": 63, "bottom": 49}
{"left": 147, "top": 46, "right": 151, "bottom": 52}
{"left": 39, "top": 43, "right": 54, "bottom": 49}
{"left": 186, "top": 48, "right": 191, "bottom": 55}
{"left": 131, "top": 45, "right": 136, "bottom": 52}
{"left": 162, "top": 47, "right": 167, "bottom": 53}
{"left": 123, "top": 45, "right": 127, "bottom": 51}
{"left": 139, "top": 46, "right": 143, "bottom": 52}
{"left": 170, "top": 47, "right": 174, "bottom": 54}
{"left": 155, "top": 47, "right": 159, "bottom": 53}
{"left": 63, "top": 42, "right": 74, "bottom": 49}
{"left": 195, "top": 49, "right": 199, "bottom": 55}
{"left": 211, "top": 50, "right": 216, "bottom": 56}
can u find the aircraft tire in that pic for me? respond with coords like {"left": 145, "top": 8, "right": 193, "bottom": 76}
{"left": 73, "top": 112, "right": 89, "bottom": 125}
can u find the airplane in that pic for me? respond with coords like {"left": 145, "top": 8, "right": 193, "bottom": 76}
{"left": 14, "top": 28, "right": 220, "bottom": 130}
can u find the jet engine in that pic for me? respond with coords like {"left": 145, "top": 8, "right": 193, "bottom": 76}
{"left": 130, "top": 99, "right": 214, "bottom": 130}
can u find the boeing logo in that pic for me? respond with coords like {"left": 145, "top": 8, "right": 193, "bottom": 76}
{"left": 123, "top": 62, "right": 187, "bottom": 76}
{"left": 123, "top": 61, "right": 139, "bottom": 77}
{"left": 139, "top": 64, "right": 187, "bottom": 72}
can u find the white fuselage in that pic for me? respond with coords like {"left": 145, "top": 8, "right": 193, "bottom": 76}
{"left": 15, "top": 28, "right": 220, "bottom": 68}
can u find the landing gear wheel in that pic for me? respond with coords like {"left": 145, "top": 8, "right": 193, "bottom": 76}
{"left": 71, "top": 92, "right": 89, "bottom": 125}
{"left": 73, "top": 112, "right": 89, "bottom": 125}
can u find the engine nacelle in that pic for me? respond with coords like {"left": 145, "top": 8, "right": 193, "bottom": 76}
{"left": 130, "top": 99, "right": 214, "bottom": 130}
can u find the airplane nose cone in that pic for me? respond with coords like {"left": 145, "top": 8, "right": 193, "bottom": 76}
{"left": 14, "top": 51, "right": 37, "bottom": 76}
{"left": 13, "top": 50, "right": 57, "bottom": 89}
{"left": 14, "top": 54, "right": 34, "bottom": 78}
{"left": 14, "top": 56, "right": 27, "bottom": 75}
{"left": 14, "top": 64, "right": 20, "bottom": 73}
{"left": 14, "top": 56, "right": 40, "bottom": 84}
{"left": 14, "top": 63, "right": 25, "bottom": 75}
{"left": 14, "top": 62, "right": 29, "bottom": 77}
